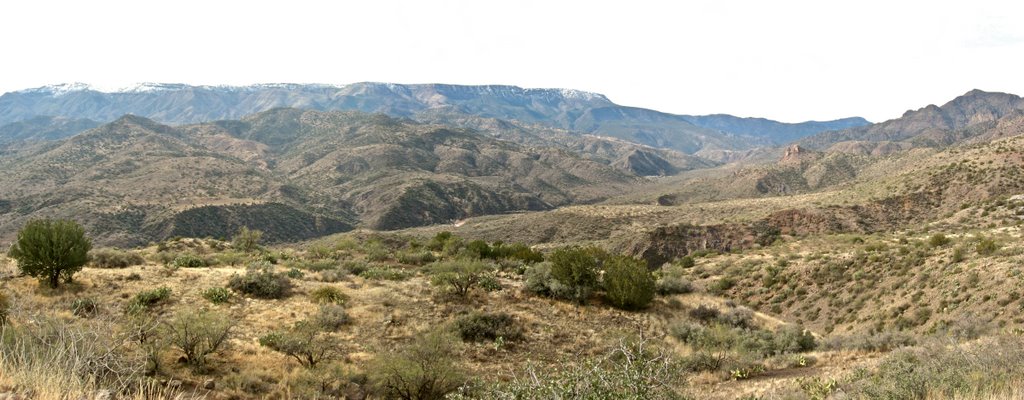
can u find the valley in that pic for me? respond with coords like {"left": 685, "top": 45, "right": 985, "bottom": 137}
{"left": 0, "top": 84, "right": 1022, "bottom": 400}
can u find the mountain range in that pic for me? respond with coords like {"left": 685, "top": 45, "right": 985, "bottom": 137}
{"left": 0, "top": 82, "right": 869, "bottom": 157}
{"left": 0, "top": 83, "right": 1019, "bottom": 248}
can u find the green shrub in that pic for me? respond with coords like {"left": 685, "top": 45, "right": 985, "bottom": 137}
{"left": 341, "top": 260, "right": 369, "bottom": 275}
{"left": 232, "top": 227, "right": 263, "bottom": 252}
{"left": 427, "top": 260, "right": 493, "bottom": 297}
{"left": 548, "top": 246, "right": 606, "bottom": 303}
{"left": 602, "top": 255, "right": 656, "bottom": 310}
{"left": 708, "top": 276, "right": 736, "bottom": 295}
{"left": 227, "top": 263, "right": 292, "bottom": 299}
{"left": 359, "top": 266, "right": 413, "bottom": 281}
{"left": 369, "top": 331, "right": 465, "bottom": 399}
{"left": 676, "top": 255, "right": 695, "bottom": 268}
{"left": 163, "top": 308, "right": 233, "bottom": 371}
{"left": 463, "top": 240, "right": 492, "bottom": 259}
{"left": 523, "top": 262, "right": 575, "bottom": 300}
{"left": 215, "top": 251, "right": 246, "bottom": 266}
{"left": 689, "top": 304, "right": 720, "bottom": 322}
{"left": 126, "top": 287, "right": 172, "bottom": 313}
{"left": 491, "top": 242, "right": 544, "bottom": 263}
{"left": 172, "top": 253, "right": 206, "bottom": 268}
{"left": 976, "top": 237, "right": 999, "bottom": 255}
{"left": 7, "top": 218, "right": 91, "bottom": 288}
{"left": 928, "top": 233, "right": 950, "bottom": 247}
{"left": 0, "top": 291, "right": 8, "bottom": 325}
{"left": 312, "top": 304, "right": 350, "bottom": 331}
{"left": 479, "top": 274, "right": 503, "bottom": 292}
{"left": 260, "top": 321, "right": 338, "bottom": 368}
{"left": 427, "top": 231, "right": 461, "bottom": 254}
{"left": 203, "top": 287, "right": 233, "bottom": 304}
{"left": 286, "top": 268, "right": 305, "bottom": 279}
{"left": 397, "top": 251, "right": 436, "bottom": 266}
{"left": 70, "top": 297, "right": 99, "bottom": 317}
{"left": 89, "top": 248, "right": 145, "bottom": 268}
{"left": 453, "top": 312, "right": 524, "bottom": 342}
{"left": 291, "top": 259, "right": 339, "bottom": 272}
{"left": 310, "top": 286, "right": 349, "bottom": 305}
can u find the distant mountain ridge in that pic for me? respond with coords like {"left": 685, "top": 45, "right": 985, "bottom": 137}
{"left": 800, "top": 89, "right": 1024, "bottom": 154}
{"left": 0, "top": 82, "right": 870, "bottom": 155}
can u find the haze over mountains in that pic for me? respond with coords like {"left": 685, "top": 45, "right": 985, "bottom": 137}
{"left": 0, "top": 83, "right": 1021, "bottom": 248}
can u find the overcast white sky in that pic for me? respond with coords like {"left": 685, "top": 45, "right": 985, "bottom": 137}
{"left": 2, "top": 0, "right": 1022, "bottom": 122}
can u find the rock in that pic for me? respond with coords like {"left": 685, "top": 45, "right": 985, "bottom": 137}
{"left": 167, "top": 380, "right": 182, "bottom": 389}
{"left": 203, "top": 379, "right": 215, "bottom": 390}
{"left": 94, "top": 389, "right": 113, "bottom": 400}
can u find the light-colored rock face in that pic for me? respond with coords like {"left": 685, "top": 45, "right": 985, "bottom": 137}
{"left": 780, "top": 144, "right": 806, "bottom": 164}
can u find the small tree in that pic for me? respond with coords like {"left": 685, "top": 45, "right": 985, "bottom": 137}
{"left": 427, "top": 260, "right": 492, "bottom": 298}
{"left": 232, "top": 227, "right": 263, "bottom": 252}
{"left": 548, "top": 246, "right": 607, "bottom": 303}
{"left": 260, "top": 321, "right": 339, "bottom": 369}
{"left": 603, "top": 256, "right": 656, "bottom": 310}
{"left": 7, "top": 219, "right": 91, "bottom": 288}
{"left": 163, "top": 308, "right": 233, "bottom": 371}
{"left": 370, "top": 330, "right": 465, "bottom": 399}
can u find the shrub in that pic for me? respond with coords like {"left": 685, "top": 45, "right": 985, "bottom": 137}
{"left": 171, "top": 253, "right": 206, "bottom": 269}
{"left": 203, "top": 287, "right": 233, "bottom": 304}
{"left": 286, "top": 268, "right": 305, "bottom": 279}
{"left": 453, "top": 312, "right": 524, "bottom": 342}
{"left": 126, "top": 287, "right": 172, "bottom": 313}
{"left": 7, "top": 218, "right": 91, "bottom": 288}
{"left": 359, "top": 266, "right": 413, "bottom": 281}
{"left": 548, "top": 246, "right": 606, "bottom": 303}
{"left": 70, "top": 297, "right": 99, "bottom": 317}
{"left": 463, "top": 240, "right": 492, "bottom": 259}
{"left": 319, "top": 269, "right": 348, "bottom": 283}
{"left": 976, "top": 237, "right": 999, "bottom": 255}
{"left": 676, "top": 255, "right": 695, "bottom": 268}
{"left": 657, "top": 263, "right": 694, "bottom": 295}
{"left": 292, "top": 259, "right": 339, "bottom": 272}
{"left": 232, "top": 227, "right": 263, "bottom": 252}
{"left": 313, "top": 304, "right": 350, "bottom": 331}
{"left": 397, "top": 251, "right": 436, "bottom": 266}
{"left": 341, "top": 260, "right": 369, "bottom": 275}
{"left": 310, "top": 286, "right": 349, "bottom": 305}
{"left": 0, "top": 291, "right": 8, "bottom": 325}
{"left": 718, "top": 307, "right": 754, "bottom": 329}
{"left": 524, "top": 262, "right": 575, "bottom": 300}
{"left": 89, "top": 248, "right": 145, "bottom": 268}
{"left": 427, "top": 231, "right": 461, "bottom": 253}
{"left": 689, "top": 304, "right": 720, "bottom": 322}
{"left": 163, "top": 308, "right": 233, "bottom": 371}
{"left": 227, "top": 263, "right": 292, "bottom": 299}
{"left": 928, "top": 233, "right": 950, "bottom": 247}
{"left": 708, "top": 276, "right": 736, "bottom": 295}
{"left": 479, "top": 274, "right": 503, "bottom": 292}
{"left": 215, "top": 251, "right": 246, "bottom": 266}
{"left": 260, "top": 321, "right": 338, "bottom": 368}
{"left": 772, "top": 324, "right": 817, "bottom": 354}
{"left": 485, "top": 242, "right": 544, "bottom": 263}
{"left": 427, "top": 260, "right": 493, "bottom": 297}
{"left": 370, "top": 331, "right": 465, "bottom": 399}
{"left": 481, "top": 337, "right": 683, "bottom": 398}
{"left": 602, "top": 255, "right": 656, "bottom": 310}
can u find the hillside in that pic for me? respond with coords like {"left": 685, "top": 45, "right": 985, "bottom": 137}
{"left": 0, "top": 110, "right": 639, "bottom": 246}
{"left": 800, "top": 89, "right": 1024, "bottom": 154}
{"left": 0, "top": 82, "right": 869, "bottom": 155}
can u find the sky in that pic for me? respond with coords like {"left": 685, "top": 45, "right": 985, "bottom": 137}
{"left": 1, "top": 0, "right": 1022, "bottom": 123}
